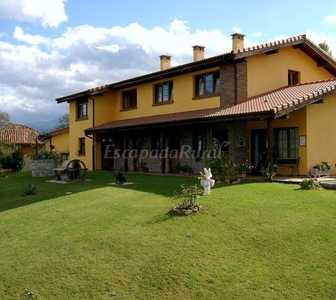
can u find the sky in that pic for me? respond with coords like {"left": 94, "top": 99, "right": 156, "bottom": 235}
{"left": 0, "top": 0, "right": 336, "bottom": 127}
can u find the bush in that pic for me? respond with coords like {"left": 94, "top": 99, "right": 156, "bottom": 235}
{"left": 205, "top": 152, "right": 236, "bottom": 182}
{"left": 0, "top": 146, "right": 24, "bottom": 172}
{"left": 173, "top": 184, "right": 203, "bottom": 215}
{"left": 261, "top": 167, "right": 276, "bottom": 182}
{"left": 300, "top": 178, "right": 321, "bottom": 190}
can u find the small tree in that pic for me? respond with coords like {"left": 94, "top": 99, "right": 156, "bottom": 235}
{"left": 319, "top": 41, "right": 333, "bottom": 57}
{"left": 55, "top": 113, "right": 69, "bottom": 129}
{"left": 0, "top": 110, "right": 11, "bottom": 128}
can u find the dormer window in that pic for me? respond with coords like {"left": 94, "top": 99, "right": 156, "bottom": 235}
{"left": 288, "top": 70, "right": 299, "bottom": 85}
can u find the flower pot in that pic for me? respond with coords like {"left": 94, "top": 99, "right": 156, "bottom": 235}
{"left": 239, "top": 171, "right": 247, "bottom": 178}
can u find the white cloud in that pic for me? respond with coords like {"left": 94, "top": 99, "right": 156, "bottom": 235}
{"left": 253, "top": 32, "right": 263, "bottom": 38}
{"left": 97, "top": 45, "right": 121, "bottom": 53}
{"left": 0, "top": 0, "right": 67, "bottom": 28}
{"left": 1, "top": 16, "right": 336, "bottom": 126}
{"left": 306, "top": 29, "right": 336, "bottom": 56}
{"left": 232, "top": 25, "right": 242, "bottom": 33}
{"left": 323, "top": 14, "right": 336, "bottom": 25}
{"left": 13, "top": 26, "right": 50, "bottom": 45}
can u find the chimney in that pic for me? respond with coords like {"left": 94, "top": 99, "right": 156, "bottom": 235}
{"left": 192, "top": 45, "right": 205, "bottom": 62}
{"left": 231, "top": 33, "right": 245, "bottom": 51}
{"left": 160, "top": 55, "right": 171, "bottom": 71}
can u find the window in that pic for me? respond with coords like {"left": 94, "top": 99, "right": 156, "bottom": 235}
{"left": 78, "top": 138, "right": 86, "bottom": 155}
{"left": 77, "top": 100, "right": 88, "bottom": 119}
{"left": 122, "top": 89, "right": 137, "bottom": 110}
{"left": 195, "top": 71, "right": 220, "bottom": 97}
{"left": 288, "top": 70, "right": 299, "bottom": 85}
{"left": 155, "top": 81, "right": 173, "bottom": 103}
{"left": 275, "top": 128, "right": 299, "bottom": 158}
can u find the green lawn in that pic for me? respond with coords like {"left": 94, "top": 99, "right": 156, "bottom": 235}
{"left": 1, "top": 171, "right": 336, "bottom": 299}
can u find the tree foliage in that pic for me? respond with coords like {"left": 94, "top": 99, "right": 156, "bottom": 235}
{"left": 0, "top": 111, "right": 11, "bottom": 128}
{"left": 55, "top": 113, "right": 69, "bottom": 129}
{"left": 0, "top": 141, "right": 24, "bottom": 171}
{"left": 319, "top": 41, "right": 333, "bottom": 57}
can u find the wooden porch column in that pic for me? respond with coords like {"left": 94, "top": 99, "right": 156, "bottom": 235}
{"left": 267, "top": 118, "right": 274, "bottom": 172}
{"left": 123, "top": 134, "right": 128, "bottom": 172}
{"left": 161, "top": 130, "right": 166, "bottom": 174}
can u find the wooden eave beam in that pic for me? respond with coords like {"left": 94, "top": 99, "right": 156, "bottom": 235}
{"left": 265, "top": 49, "right": 279, "bottom": 55}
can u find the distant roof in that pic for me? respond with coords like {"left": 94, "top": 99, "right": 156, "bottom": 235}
{"left": 85, "top": 79, "right": 336, "bottom": 134}
{"left": 0, "top": 123, "right": 43, "bottom": 145}
{"left": 56, "top": 34, "right": 336, "bottom": 103}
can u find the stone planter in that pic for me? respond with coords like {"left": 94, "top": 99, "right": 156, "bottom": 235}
{"left": 311, "top": 168, "right": 330, "bottom": 177}
{"left": 31, "top": 159, "right": 56, "bottom": 177}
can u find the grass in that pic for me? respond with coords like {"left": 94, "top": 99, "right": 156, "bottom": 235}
{"left": 1, "top": 171, "right": 336, "bottom": 299}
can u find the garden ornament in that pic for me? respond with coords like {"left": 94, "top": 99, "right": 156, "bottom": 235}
{"left": 200, "top": 168, "right": 215, "bottom": 195}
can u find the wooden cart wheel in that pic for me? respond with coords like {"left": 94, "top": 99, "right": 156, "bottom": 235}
{"left": 66, "top": 159, "right": 87, "bottom": 179}
{"left": 54, "top": 159, "right": 65, "bottom": 180}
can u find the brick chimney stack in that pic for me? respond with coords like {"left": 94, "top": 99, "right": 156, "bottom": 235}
{"left": 160, "top": 55, "right": 171, "bottom": 71}
{"left": 192, "top": 45, "right": 205, "bottom": 62}
{"left": 231, "top": 33, "right": 245, "bottom": 51}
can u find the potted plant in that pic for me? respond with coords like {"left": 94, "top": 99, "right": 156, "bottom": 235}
{"left": 235, "top": 160, "right": 250, "bottom": 177}
{"left": 175, "top": 162, "right": 182, "bottom": 173}
{"left": 311, "top": 161, "right": 331, "bottom": 177}
{"left": 186, "top": 165, "right": 193, "bottom": 175}
{"left": 139, "top": 161, "right": 149, "bottom": 173}
{"left": 39, "top": 148, "right": 49, "bottom": 159}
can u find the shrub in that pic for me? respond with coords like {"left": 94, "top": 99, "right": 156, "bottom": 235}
{"left": 300, "top": 178, "right": 321, "bottom": 190}
{"left": 205, "top": 152, "right": 236, "bottom": 182}
{"left": 0, "top": 147, "right": 24, "bottom": 172}
{"left": 261, "top": 164, "right": 276, "bottom": 182}
{"left": 173, "top": 184, "right": 203, "bottom": 215}
{"left": 23, "top": 183, "right": 38, "bottom": 195}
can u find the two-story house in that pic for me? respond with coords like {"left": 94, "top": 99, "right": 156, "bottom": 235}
{"left": 56, "top": 33, "right": 336, "bottom": 176}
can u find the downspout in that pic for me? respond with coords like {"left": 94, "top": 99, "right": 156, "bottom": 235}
{"left": 88, "top": 97, "right": 95, "bottom": 171}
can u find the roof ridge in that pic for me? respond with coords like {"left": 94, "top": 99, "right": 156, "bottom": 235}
{"left": 233, "top": 34, "right": 307, "bottom": 54}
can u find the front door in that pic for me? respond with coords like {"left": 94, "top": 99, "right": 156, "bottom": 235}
{"left": 251, "top": 129, "right": 268, "bottom": 172}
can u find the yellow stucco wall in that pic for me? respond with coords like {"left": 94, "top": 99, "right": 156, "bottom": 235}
{"left": 248, "top": 108, "right": 308, "bottom": 175}
{"left": 247, "top": 47, "right": 333, "bottom": 97}
{"left": 109, "top": 67, "right": 220, "bottom": 121}
{"left": 69, "top": 101, "right": 92, "bottom": 169}
{"left": 51, "top": 130, "right": 69, "bottom": 154}
{"left": 306, "top": 95, "right": 336, "bottom": 175}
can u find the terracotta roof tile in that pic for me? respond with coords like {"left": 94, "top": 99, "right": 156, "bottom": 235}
{"left": 234, "top": 35, "right": 306, "bottom": 55}
{"left": 0, "top": 124, "right": 43, "bottom": 145}
{"left": 85, "top": 79, "right": 336, "bottom": 134}
{"left": 226, "top": 79, "right": 336, "bottom": 116}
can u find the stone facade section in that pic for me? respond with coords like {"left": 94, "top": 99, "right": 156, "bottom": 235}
{"left": 31, "top": 159, "right": 56, "bottom": 177}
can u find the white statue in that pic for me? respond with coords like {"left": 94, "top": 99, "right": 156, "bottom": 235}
{"left": 200, "top": 168, "right": 215, "bottom": 195}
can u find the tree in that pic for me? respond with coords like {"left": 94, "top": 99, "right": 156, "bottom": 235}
{"left": 55, "top": 113, "right": 69, "bottom": 129}
{"left": 0, "top": 111, "right": 11, "bottom": 128}
{"left": 319, "top": 42, "right": 333, "bottom": 57}
{"left": 0, "top": 141, "right": 24, "bottom": 171}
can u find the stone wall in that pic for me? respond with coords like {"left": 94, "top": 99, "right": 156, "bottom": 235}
{"left": 31, "top": 159, "right": 56, "bottom": 177}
